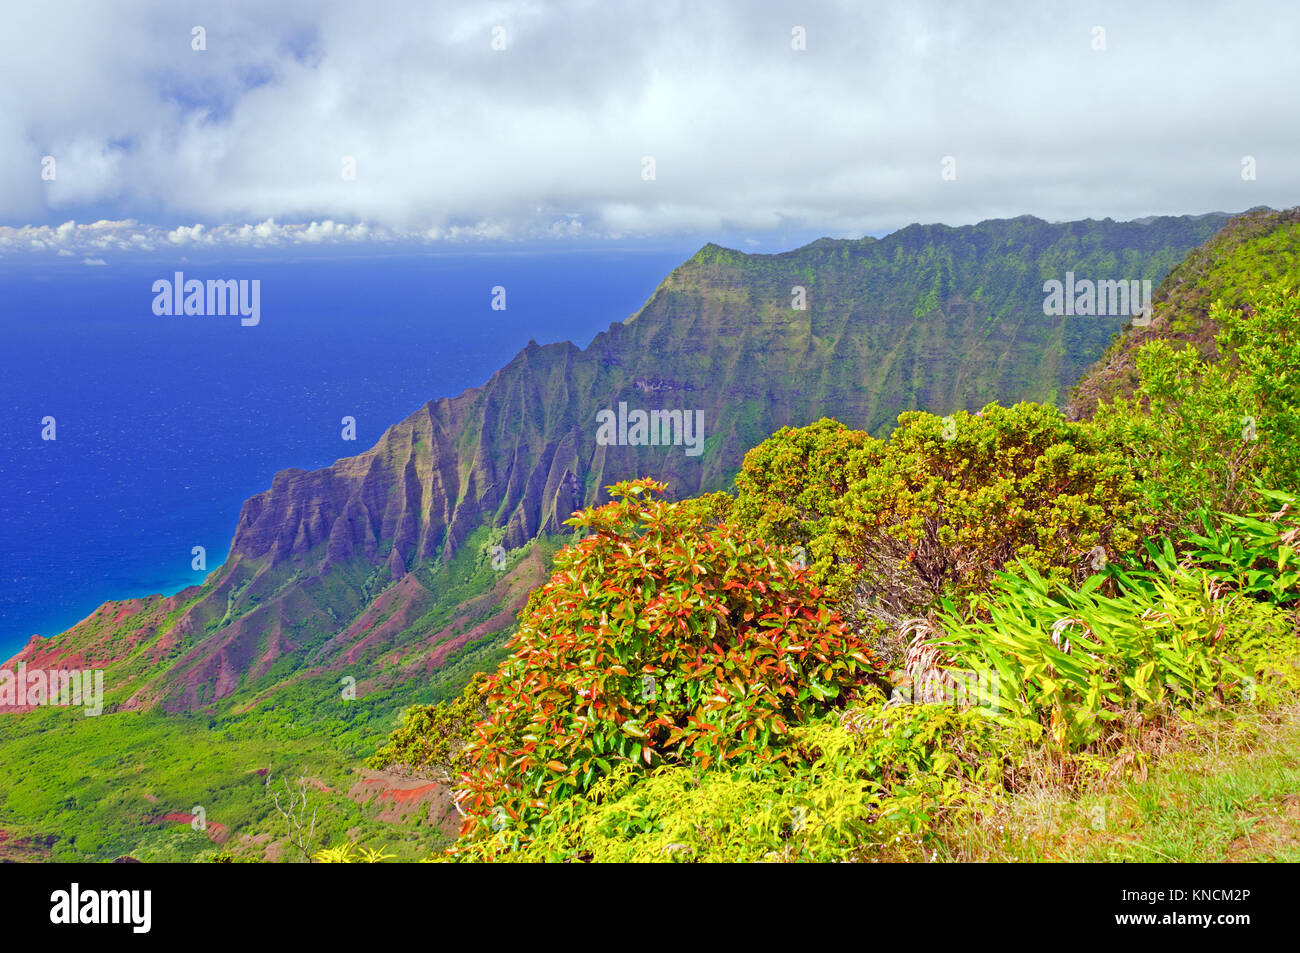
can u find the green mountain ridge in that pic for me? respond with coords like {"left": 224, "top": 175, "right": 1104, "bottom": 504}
{"left": 4, "top": 212, "right": 1235, "bottom": 716}
{"left": 9, "top": 206, "right": 1299, "bottom": 862}
{"left": 1069, "top": 206, "right": 1300, "bottom": 418}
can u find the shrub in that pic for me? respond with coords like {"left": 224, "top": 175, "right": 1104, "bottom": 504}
{"left": 1183, "top": 488, "right": 1300, "bottom": 605}
{"left": 454, "top": 479, "right": 881, "bottom": 851}
{"left": 454, "top": 700, "right": 1008, "bottom": 863}
{"left": 934, "top": 552, "right": 1290, "bottom": 754}
{"left": 1217, "top": 284, "right": 1300, "bottom": 489}
{"left": 1091, "top": 283, "right": 1300, "bottom": 524}
{"left": 733, "top": 403, "right": 1142, "bottom": 624}
{"left": 1091, "top": 341, "right": 1259, "bottom": 522}
{"left": 367, "top": 673, "right": 489, "bottom": 783}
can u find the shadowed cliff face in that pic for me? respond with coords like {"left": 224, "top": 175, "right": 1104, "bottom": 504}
{"left": 10, "top": 213, "right": 1232, "bottom": 711}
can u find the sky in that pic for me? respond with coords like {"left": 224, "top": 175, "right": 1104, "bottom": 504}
{"left": 1, "top": 0, "right": 1298, "bottom": 258}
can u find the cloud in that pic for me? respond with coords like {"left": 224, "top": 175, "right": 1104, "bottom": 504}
{"left": 0, "top": 218, "right": 400, "bottom": 255}
{"left": 1, "top": 0, "right": 1297, "bottom": 243}
{"left": 82, "top": 257, "right": 108, "bottom": 266}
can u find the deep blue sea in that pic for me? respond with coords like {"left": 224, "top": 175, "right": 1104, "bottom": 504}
{"left": 0, "top": 246, "right": 695, "bottom": 657}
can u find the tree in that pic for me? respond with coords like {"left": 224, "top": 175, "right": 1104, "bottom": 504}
{"left": 269, "top": 775, "right": 319, "bottom": 863}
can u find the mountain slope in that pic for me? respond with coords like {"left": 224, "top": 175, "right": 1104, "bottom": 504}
{"left": 1068, "top": 206, "right": 1300, "bottom": 419}
{"left": 6, "top": 212, "right": 1233, "bottom": 713}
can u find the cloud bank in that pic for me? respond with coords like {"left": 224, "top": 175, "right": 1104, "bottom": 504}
{"left": 2, "top": 0, "right": 1298, "bottom": 250}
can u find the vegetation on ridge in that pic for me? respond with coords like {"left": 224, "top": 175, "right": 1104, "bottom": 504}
{"left": 372, "top": 269, "right": 1300, "bottom": 861}
{"left": 4, "top": 210, "right": 1297, "bottom": 862}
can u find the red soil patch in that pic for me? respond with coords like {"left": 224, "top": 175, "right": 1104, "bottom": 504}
{"left": 0, "top": 828, "right": 55, "bottom": 861}
{"left": 349, "top": 770, "right": 460, "bottom": 835}
{"left": 153, "top": 812, "right": 230, "bottom": 845}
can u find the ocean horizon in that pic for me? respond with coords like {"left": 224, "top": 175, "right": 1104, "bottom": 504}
{"left": 0, "top": 247, "right": 694, "bottom": 656}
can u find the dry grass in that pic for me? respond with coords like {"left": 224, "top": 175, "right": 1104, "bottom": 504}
{"left": 881, "top": 695, "right": 1300, "bottom": 862}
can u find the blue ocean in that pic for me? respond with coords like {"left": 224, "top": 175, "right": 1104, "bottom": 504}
{"left": 0, "top": 246, "right": 696, "bottom": 657}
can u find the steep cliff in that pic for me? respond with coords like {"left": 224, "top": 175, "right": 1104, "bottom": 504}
{"left": 8, "top": 213, "right": 1233, "bottom": 712}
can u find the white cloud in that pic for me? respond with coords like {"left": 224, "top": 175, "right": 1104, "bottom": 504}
{"left": 0, "top": 217, "right": 405, "bottom": 255}
{"left": 1, "top": 0, "right": 1297, "bottom": 245}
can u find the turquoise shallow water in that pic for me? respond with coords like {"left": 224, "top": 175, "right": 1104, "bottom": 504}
{"left": 0, "top": 246, "right": 694, "bottom": 656}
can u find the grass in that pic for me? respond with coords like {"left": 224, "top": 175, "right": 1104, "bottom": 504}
{"left": 0, "top": 676, "right": 455, "bottom": 862}
{"left": 902, "top": 696, "right": 1300, "bottom": 862}
{"left": 0, "top": 525, "right": 551, "bottom": 862}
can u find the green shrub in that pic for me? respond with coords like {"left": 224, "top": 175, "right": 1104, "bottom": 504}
{"left": 453, "top": 479, "right": 881, "bottom": 852}
{"left": 368, "top": 673, "right": 489, "bottom": 782}
{"left": 733, "top": 403, "right": 1142, "bottom": 622}
{"left": 454, "top": 700, "right": 1008, "bottom": 863}
{"left": 1091, "top": 283, "right": 1300, "bottom": 524}
{"left": 1218, "top": 284, "right": 1300, "bottom": 488}
{"left": 935, "top": 553, "right": 1291, "bottom": 753}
